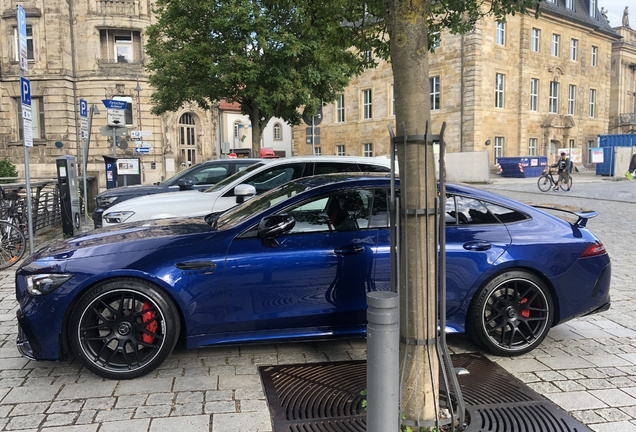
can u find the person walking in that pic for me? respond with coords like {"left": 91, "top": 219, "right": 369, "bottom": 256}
{"left": 553, "top": 152, "right": 571, "bottom": 191}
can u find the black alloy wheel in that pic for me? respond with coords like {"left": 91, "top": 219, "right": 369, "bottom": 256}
{"left": 70, "top": 279, "right": 180, "bottom": 379}
{"left": 468, "top": 270, "right": 553, "bottom": 356}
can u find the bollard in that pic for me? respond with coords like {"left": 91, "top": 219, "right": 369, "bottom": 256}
{"left": 366, "top": 291, "right": 400, "bottom": 432}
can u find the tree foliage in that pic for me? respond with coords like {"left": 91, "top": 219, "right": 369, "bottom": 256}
{"left": 0, "top": 157, "right": 18, "bottom": 181}
{"left": 145, "top": 0, "right": 383, "bottom": 153}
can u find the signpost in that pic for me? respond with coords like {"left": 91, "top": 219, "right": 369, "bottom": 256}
{"left": 302, "top": 106, "right": 322, "bottom": 154}
{"left": 79, "top": 99, "right": 89, "bottom": 225}
{"left": 134, "top": 148, "right": 150, "bottom": 154}
{"left": 18, "top": 5, "right": 34, "bottom": 254}
{"left": 103, "top": 99, "right": 128, "bottom": 157}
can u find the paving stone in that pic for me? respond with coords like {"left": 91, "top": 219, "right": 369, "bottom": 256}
{"left": 212, "top": 411, "right": 272, "bottom": 432}
{"left": 545, "top": 391, "right": 607, "bottom": 411}
{"left": 2, "top": 385, "right": 61, "bottom": 404}
{"left": 170, "top": 403, "right": 204, "bottom": 416}
{"left": 115, "top": 378, "right": 174, "bottom": 395}
{"left": 590, "top": 389, "right": 636, "bottom": 407}
{"left": 173, "top": 376, "right": 218, "bottom": 392}
{"left": 99, "top": 418, "right": 151, "bottom": 432}
{"left": 579, "top": 378, "right": 615, "bottom": 390}
{"left": 116, "top": 394, "right": 149, "bottom": 409}
{"left": 554, "top": 380, "right": 587, "bottom": 392}
{"left": 240, "top": 399, "right": 268, "bottom": 412}
{"left": 150, "top": 414, "right": 210, "bottom": 432}
{"left": 134, "top": 404, "right": 172, "bottom": 418}
{"left": 596, "top": 407, "right": 633, "bottom": 422}
{"left": 235, "top": 389, "right": 266, "bottom": 400}
{"left": 56, "top": 382, "right": 116, "bottom": 400}
{"left": 42, "top": 412, "right": 77, "bottom": 427}
{"left": 584, "top": 354, "right": 635, "bottom": 368}
{"left": 5, "top": 414, "right": 45, "bottom": 430}
{"left": 218, "top": 374, "right": 262, "bottom": 391}
{"left": 589, "top": 421, "right": 636, "bottom": 432}
{"left": 74, "top": 409, "right": 96, "bottom": 425}
{"left": 47, "top": 399, "right": 84, "bottom": 413}
{"left": 526, "top": 381, "right": 562, "bottom": 394}
{"left": 538, "top": 356, "right": 596, "bottom": 370}
{"left": 146, "top": 393, "right": 174, "bottom": 405}
{"left": 94, "top": 408, "right": 135, "bottom": 422}
{"left": 82, "top": 397, "right": 116, "bottom": 410}
{"left": 204, "top": 400, "right": 236, "bottom": 414}
{"left": 40, "top": 424, "right": 98, "bottom": 432}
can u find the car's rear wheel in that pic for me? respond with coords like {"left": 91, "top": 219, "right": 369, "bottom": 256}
{"left": 69, "top": 278, "right": 180, "bottom": 379}
{"left": 467, "top": 270, "right": 553, "bottom": 356}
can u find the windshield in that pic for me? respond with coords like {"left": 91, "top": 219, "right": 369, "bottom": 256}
{"left": 215, "top": 180, "right": 311, "bottom": 230}
{"left": 202, "top": 162, "right": 266, "bottom": 193}
{"left": 159, "top": 163, "right": 201, "bottom": 185}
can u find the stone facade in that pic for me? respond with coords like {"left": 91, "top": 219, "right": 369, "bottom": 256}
{"left": 609, "top": 25, "right": 636, "bottom": 134}
{"left": 294, "top": 2, "right": 623, "bottom": 166}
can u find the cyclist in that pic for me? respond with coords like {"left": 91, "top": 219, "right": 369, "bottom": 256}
{"left": 552, "top": 152, "right": 572, "bottom": 191}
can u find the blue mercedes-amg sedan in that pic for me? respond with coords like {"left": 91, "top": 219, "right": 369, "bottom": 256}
{"left": 15, "top": 173, "right": 611, "bottom": 379}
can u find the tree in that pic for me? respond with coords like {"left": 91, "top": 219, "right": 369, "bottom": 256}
{"left": 0, "top": 157, "right": 18, "bottom": 183}
{"left": 145, "top": 0, "right": 378, "bottom": 155}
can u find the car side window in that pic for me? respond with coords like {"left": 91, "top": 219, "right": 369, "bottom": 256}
{"left": 358, "top": 163, "right": 391, "bottom": 173}
{"left": 284, "top": 189, "right": 373, "bottom": 234}
{"left": 226, "top": 163, "right": 305, "bottom": 196}
{"left": 445, "top": 195, "right": 458, "bottom": 225}
{"left": 455, "top": 196, "right": 500, "bottom": 225}
{"left": 192, "top": 166, "right": 229, "bottom": 185}
{"left": 313, "top": 162, "right": 359, "bottom": 175}
{"left": 482, "top": 202, "right": 529, "bottom": 223}
{"left": 369, "top": 188, "right": 390, "bottom": 228}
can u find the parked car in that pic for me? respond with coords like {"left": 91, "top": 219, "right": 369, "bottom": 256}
{"left": 100, "top": 156, "right": 392, "bottom": 227}
{"left": 93, "top": 158, "right": 260, "bottom": 228}
{"left": 15, "top": 173, "right": 610, "bottom": 379}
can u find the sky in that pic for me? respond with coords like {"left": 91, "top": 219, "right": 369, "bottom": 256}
{"left": 599, "top": 0, "right": 631, "bottom": 28}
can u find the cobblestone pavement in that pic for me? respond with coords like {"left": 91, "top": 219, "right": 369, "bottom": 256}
{"left": 0, "top": 172, "right": 633, "bottom": 431}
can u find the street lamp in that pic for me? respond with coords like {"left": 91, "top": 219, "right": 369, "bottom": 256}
{"left": 83, "top": 104, "right": 100, "bottom": 225}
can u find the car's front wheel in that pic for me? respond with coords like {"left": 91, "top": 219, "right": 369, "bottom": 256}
{"left": 467, "top": 270, "right": 553, "bottom": 356}
{"left": 69, "top": 278, "right": 180, "bottom": 379}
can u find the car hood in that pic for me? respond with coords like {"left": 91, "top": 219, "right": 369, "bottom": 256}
{"left": 20, "top": 217, "right": 215, "bottom": 270}
{"left": 104, "top": 189, "right": 216, "bottom": 217}
{"left": 97, "top": 184, "right": 171, "bottom": 198}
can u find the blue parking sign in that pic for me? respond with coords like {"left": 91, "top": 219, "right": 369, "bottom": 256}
{"left": 80, "top": 99, "right": 88, "bottom": 118}
{"left": 20, "top": 77, "right": 31, "bottom": 106}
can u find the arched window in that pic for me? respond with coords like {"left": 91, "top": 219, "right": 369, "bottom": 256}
{"left": 179, "top": 113, "right": 197, "bottom": 166}
{"left": 273, "top": 123, "right": 282, "bottom": 141}
{"left": 233, "top": 121, "right": 242, "bottom": 138}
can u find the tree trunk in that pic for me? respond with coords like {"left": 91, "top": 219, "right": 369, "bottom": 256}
{"left": 384, "top": 0, "right": 439, "bottom": 425}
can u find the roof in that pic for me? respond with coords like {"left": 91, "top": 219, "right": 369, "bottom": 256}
{"left": 218, "top": 101, "right": 241, "bottom": 111}
{"left": 538, "top": 0, "right": 620, "bottom": 39}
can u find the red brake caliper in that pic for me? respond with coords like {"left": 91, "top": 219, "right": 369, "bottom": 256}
{"left": 141, "top": 302, "right": 157, "bottom": 343}
{"left": 520, "top": 298, "right": 530, "bottom": 318}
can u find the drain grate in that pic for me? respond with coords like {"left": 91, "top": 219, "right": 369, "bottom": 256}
{"left": 259, "top": 353, "right": 590, "bottom": 432}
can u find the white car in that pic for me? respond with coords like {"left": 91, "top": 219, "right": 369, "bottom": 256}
{"left": 101, "top": 156, "right": 392, "bottom": 227}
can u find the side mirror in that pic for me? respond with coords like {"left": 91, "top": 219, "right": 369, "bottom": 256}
{"left": 258, "top": 214, "right": 295, "bottom": 246}
{"left": 177, "top": 177, "right": 195, "bottom": 191}
{"left": 234, "top": 184, "right": 256, "bottom": 204}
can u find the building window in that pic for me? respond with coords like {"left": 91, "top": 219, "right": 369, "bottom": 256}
{"left": 495, "top": 73, "right": 505, "bottom": 108}
{"left": 14, "top": 25, "right": 34, "bottom": 61}
{"left": 530, "top": 78, "right": 539, "bottom": 111}
{"left": 565, "top": 0, "right": 574, "bottom": 9}
{"left": 589, "top": 0, "right": 596, "bottom": 17}
{"left": 362, "top": 49, "right": 373, "bottom": 64}
{"left": 336, "top": 145, "right": 345, "bottom": 156}
{"left": 273, "top": 123, "right": 282, "bottom": 141}
{"left": 362, "top": 89, "right": 372, "bottom": 119}
{"left": 591, "top": 46, "right": 598, "bottom": 66}
{"left": 363, "top": 143, "right": 373, "bottom": 157}
{"left": 314, "top": 147, "right": 322, "bottom": 156}
{"left": 233, "top": 121, "right": 241, "bottom": 139}
{"left": 546, "top": 0, "right": 555, "bottom": 3}
{"left": 336, "top": 94, "right": 345, "bottom": 123}
{"left": 549, "top": 81, "right": 559, "bottom": 113}
{"left": 589, "top": 89, "right": 596, "bottom": 117}
{"left": 551, "top": 34, "right": 560, "bottom": 57}
{"left": 100, "top": 30, "right": 141, "bottom": 63}
{"left": 528, "top": 138, "right": 538, "bottom": 156}
{"left": 178, "top": 114, "right": 196, "bottom": 166}
{"left": 568, "top": 85, "right": 576, "bottom": 115}
{"left": 587, "top": 140, "right": 596, "bottom": 164}
{"left": 570, "top": 39, "right": 578, "bottom": 61}
{"left": 531, "top": 28, "right": 540, "bottom": 52}
{"left": 496, "top": 21, "right": 505, "bottom": 45}
{"left": 494, "top": 137, "right": 504, "bottom": 163}
{"left": 17, "top": 97, "right": 45, "bottom": 140}
{"left": 431, "top": 32, "right": 441, "bottom": 49}
{"left": 430, "top": 76, "right": 441, "bottom": 110}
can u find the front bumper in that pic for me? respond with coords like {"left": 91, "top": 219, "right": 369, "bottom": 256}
{"left": 16, "top": 309, "right": 40, "bottom": 360}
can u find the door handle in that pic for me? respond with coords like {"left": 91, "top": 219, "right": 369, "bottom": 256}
{"left": 175, "top": 261, "right": 217, "bottom": 270}
{"left": 463, "top": 241, "right": 492, "bottom": 251}
{"left": 334, "top": 245, "right": 365, "bottom": 255}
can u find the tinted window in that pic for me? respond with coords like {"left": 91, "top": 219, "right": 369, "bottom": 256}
{"left": 455, "top": 196, "right": 500, "bottom": 225}
{"left": 238, "top": 164, "right": 306, "bottom": 195}
{"left": 358, "top": 163, "right": 391, "bottom": 173}
{"left": 313, "top": 162, "right": 359, "bottom": 175}
{"left": 205, "top": 162, "right": 266, "bottom": 193}
{"left": 190, "top": 166, "right": 229, "bottom": 185}
{"left": 482, "top": 202, "right": 529, "bottom": 223}
{"left": 445, "top": 195, "right": 457, "bottom": 225}
{"left": 369, "top": 188, "right": 390, "bottom": 227}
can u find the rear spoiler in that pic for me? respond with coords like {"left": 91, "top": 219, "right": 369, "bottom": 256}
{"left": 531, "top": 204, "right": 598, "bottom": 228}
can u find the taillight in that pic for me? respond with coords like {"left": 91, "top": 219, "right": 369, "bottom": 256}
{"left": 580, "top": 241, "right": 606, "bottom": 258}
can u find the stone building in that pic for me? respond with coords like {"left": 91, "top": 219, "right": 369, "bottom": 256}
{"left": 294, "top": 1, "right": 622, "bottom": 166}
{"left": 609, "top": 20, "right": 636, "bottom": 134}
{"left": 0, "top": 0, "right": 291, "bottom": 187}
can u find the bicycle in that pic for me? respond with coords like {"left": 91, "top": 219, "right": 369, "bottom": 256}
{"left": 0, "top": 186, "right": 27, "bottom": 270}
{"left": 537, "top": 168, "right": 572, "bottom": 192}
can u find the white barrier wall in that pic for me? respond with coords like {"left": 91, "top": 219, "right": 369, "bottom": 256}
{"left": 614, "top": 147, "right": 635, "bottom": 178}
{"left": 445, "top": 151, "right": 491, "bottom": 183}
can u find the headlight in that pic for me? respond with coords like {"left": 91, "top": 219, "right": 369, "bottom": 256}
{"left": 96, "top": 196, "right": 119, "bottom": 207}
{"left": 103, "top": 211, "right": 134, "bottom": 224}
{"left": 25, "top": 274, "right": 73, "bottom": 296}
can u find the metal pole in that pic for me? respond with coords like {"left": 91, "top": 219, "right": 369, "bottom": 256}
{"left": 112, "top": 127, "right": 117, "bottom": 158}
{"left": 311, "top": 115, "right": 315, "bottom": 155}
{"left": 82, "top": 137, "right": 89, "bottom": 225}
{"left": 366, "top": 291, "right": 400, "bottom": 432}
